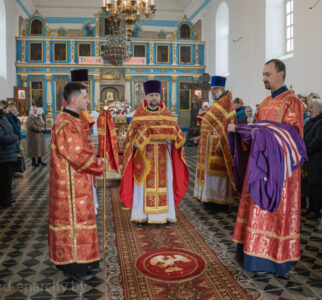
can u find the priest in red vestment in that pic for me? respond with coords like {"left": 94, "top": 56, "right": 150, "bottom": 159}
{"left": 49, "top": 82, "right": 104, "bottom": 281}
{"left": 193, "top": 76, "right": 236, "bottom": 210}
{"left": 120, "top": 80, "right": 189, "bottom": 225}
{"left": 228, "top": 59, "right": 304, "bottom": 275}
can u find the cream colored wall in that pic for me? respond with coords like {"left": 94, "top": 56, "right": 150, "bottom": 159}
{"left": 187, "top": 0, "right": 322, "bottom": 106}
{"left": 0, "top": 0, "right": 18, "bottom": 99}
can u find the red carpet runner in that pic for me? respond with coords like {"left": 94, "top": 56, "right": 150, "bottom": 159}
{"left": 110, "top": 186, "right": 250, "bottom": 300}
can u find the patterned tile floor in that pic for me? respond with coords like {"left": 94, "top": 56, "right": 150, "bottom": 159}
{"left": 0, "top": 140, "right": 321, "bottom": 299}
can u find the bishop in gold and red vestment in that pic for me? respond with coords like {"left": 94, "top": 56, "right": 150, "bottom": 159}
{"left": 119, "top": 101, "right": 189, "bottom": 224}
{"left": 194, "top": 77, "right": 236, "bottom": 206}
{"left": 49, "top": 109, "right": 104, "bottom": 266}
{"left": 233, "top": 86, "right": 304, "bottom": 275}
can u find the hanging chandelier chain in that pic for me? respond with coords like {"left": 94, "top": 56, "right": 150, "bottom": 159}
{"left": 101, "top": 0, "right": 156, "bottom": 65}
{"left": 102, "top": 0, "right": 156, "bottom": 38}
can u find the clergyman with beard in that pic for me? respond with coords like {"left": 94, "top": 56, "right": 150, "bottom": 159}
{"left": 228, "top": 59, "right": 305, "bottom": 275}
{"left": 193, "top": 76, "right": 237, "bottom": 212}
{"left": 119, "top": 80, "right": 189, "bottom": 225}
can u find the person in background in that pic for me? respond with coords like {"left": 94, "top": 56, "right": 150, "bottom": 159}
{"left": 0, "top": 100, "right": 18, "bottom": 208}
{"left": 234, "top": 97, "right": 247, "bottom": 124}
{"left": 245, "top": 105, "right": 254, "bottom": 123}
{"left": 307, "top": 92, "right": 320, "bottom": 101}
{"left": 7, "top": 102, "right": 23, "bottom": 178}
{"left": 304, "top": 98, "right": 322, "bottom": 219}
{"left": 193, "top": 76, "right": 236, "bottom": 211}
{"left": 254, "top": 103, "right": 261, "bottom": 122}
{"left": 198, "top": 101, "right": 209, "bottom": 115}
{"left": 303, "top": 102, "right": 311, "bottom": 127}
{"left": 26, "top": 105, "right": 46, "bottom": 167}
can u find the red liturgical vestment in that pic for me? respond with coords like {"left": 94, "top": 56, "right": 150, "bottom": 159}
{"left": 119, "top": 102, "right": 189, "bottom": 213}
{"left": 233, "top": 90, "right": 304, "bottom": 264}
{"left": 49, "top": 112, "right": 104, "bottom": 265}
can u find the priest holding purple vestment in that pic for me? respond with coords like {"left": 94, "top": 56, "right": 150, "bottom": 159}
{"left": 228, "top": 59, "right": 305, "bottom": 276}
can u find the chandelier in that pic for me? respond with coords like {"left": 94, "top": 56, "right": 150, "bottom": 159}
{"left": 102, "top": 0, "right": 156, "bottom": 40}
{"left": 101, "top": 37, "right": 131, "bottom": 65}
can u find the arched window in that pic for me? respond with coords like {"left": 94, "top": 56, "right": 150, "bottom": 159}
{"left": 285, "top": 0, "right": 294, "bottom": 53}
{"left": 215, "top": 2, "right": 229, "bottom": 76}
{"left": 266, "top": 0, "right": 293, "bottom": 59}
{"left": 0, "top": 0, "right": 6, "bottom": 79}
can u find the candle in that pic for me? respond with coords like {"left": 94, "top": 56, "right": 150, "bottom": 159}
{"left": 102, "top": 0, "right": 105, "bottom": 6}
{"left": 162, "top": 87, "right": 165, "bottom": 102}
{"left": 151, "top": 0, "right": 155, "bottom": 5}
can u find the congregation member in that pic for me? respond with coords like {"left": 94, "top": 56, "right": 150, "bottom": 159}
{"left": 304, "top": 98, "right": 322, "bottom": 219}
{"left": 245, "top": 105, "right": 254, "bottom": 123}
{"left": 26, "top": 105, "right": 46, "bottom": 167}
{"left": 234, "top": 97, "right": 247, "bottom": 124}
{"left": 0, "top": 100, "right": 18, "bottom": 208}
{"left": 48, "top": 82, "right": 104, "bottom": 281}
{"left": 193, "top": 76, "right": 236, "bottom": 210}
{"left": 7, "top": 102, "right": 22, "bottom": 153}
{"left": 120, "top": 80, "right": 189, "bottom": 225}
{"left": 5, "top": 102, "right": 22, "bottom": 178}
{"left": 228, "top": 59, "right": 306, "bottom": 275}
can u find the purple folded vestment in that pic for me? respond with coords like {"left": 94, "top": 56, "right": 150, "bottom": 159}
{"left": 229, "top": 120, "right": 307, "bottom": 212}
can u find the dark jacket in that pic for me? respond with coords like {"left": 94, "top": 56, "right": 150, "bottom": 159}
{"left": 0, "top": 110, "right": 18, "bottom": 164}
{"left": 304, "top": 113, "right": 322, "bottom": 184}
{"left": 6, "top": 112, "right": 22, "bottom": 153}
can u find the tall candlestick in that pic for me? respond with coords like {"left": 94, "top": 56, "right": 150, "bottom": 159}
{"left": 162, "top": 86, "right": 165, "bottom": 102}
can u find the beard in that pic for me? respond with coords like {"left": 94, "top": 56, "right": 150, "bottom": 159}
{"left": 212, "top": 90, "right": 224, "bottom": 101}
{"left": 147, "top": 102, "right": 159, "bottom": 111}
{"left": 264, "top": 81, "right": 271, "bottom": 90}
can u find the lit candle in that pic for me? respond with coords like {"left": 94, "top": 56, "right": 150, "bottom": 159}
{"left": 102, "top": 0, "right": 105, "bottom": 6}
{"left": 107, "top": 0, "right": 111, "bottom": 3}
{"left": 151, "top": 0, "right": 155, "bottom": 5}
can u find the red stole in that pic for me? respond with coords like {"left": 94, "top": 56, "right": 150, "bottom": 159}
{"left": 196, "top": 91, "right": 236, "bottom": 189}
{"left": 97, "top": 109, "right": 119, "bottom": 171}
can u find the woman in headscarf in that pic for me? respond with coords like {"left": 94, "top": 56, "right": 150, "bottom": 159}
{"left": 245, "top": 105, "right": 255, "bottom": 124}
{"left": 304, "top": 98, "right": 322, "bottom": 219}
{"left": 27, "top": 105, "right": 46, "bottom": 167}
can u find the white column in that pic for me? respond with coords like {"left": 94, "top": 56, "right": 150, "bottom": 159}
{"left": 21, "top": 75, "right": 28, "bottom": 87}
{"left": 46, "top": 75, "right": 53, "bottom": 110}
{"left": 71, "top": 40, "right": 75, "bottom": 64}
{"left": 46, "top": 40, "right": 50, "bottom": 63}
{"left": 45, "top": 74, "right": 54, "bottom": 130}
{"left": 195, "top": 44, "right": 199, "bottom": 66}
{"left": 173, "top": 43, "right": 177, "bottom": 65}
{"left": 149, "top": 42, "right": 153, "bottom": 65}
{"left": 125, "top": 77, "right": 131, "bottom": 104}
{"left": 21, "top": 40, "right": 26, "bottom": 63}
{"left": 94, "top": 74, "right": 100, "bottom": 108}
{"left": 171, "top": 76, "right": 177, "bottom": 116}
